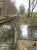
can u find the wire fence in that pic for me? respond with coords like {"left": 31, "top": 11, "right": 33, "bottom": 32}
{"left": 0, "top": 46, "right": 12, "bottom": 50}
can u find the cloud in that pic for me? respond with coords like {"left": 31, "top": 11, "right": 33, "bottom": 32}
{"left": 15, "top": 0, "right": 29, "bottom": 9}
{"left": 11, "top": 0, "right": 37, "bottom": 12}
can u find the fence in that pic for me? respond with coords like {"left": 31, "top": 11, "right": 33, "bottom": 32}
{"left": 0, "top": 43, "right": 12, "bottom": 50}
{"left": 17, "top": 40, "right": 37, "bottom": 50}
{"left": 0, "top": 46, "right": 9, "bottom": 50}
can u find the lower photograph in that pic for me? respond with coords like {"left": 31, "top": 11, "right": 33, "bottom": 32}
{"left": 0, "top": 24, "right": 37, "bottom": 50}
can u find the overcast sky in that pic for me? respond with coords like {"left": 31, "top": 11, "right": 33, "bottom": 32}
{"left": 15, "top": 0, "right": 28, "bottom": 9}
{"left": 11, "top": 0, "right": 37, "bottom": 12}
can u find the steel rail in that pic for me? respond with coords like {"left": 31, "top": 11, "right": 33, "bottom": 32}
{"left": 0, "top": 16, "right": 19, "bottom": 25}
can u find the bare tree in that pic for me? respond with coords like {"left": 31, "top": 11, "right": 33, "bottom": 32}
{"left": 19, "top": 4, "right": 25, "bottom": 15}
{"left": 28, "top": 0, "right": 37, "bottom": 17}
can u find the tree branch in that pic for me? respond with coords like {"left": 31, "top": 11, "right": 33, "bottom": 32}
{"left": 32, "top": 2, "right": 37, "bottom": 12}
{"left": 30, "top": 0, "right": 35, "bottom": 6}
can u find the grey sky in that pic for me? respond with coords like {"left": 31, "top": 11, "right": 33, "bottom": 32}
{"left": 11, "top": 0, "right": 37, "bottom": 12}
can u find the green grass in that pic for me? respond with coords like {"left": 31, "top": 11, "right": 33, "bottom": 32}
{"left": 17, "top": 12, "right": 37, "bottom": 25}
{"left": 15, "top": 45, "right": 19, "bottom": 50}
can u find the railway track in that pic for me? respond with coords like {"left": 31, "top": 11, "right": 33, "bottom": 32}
{"left": 0, "top": 16, "right": 20, "bottom": 25}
